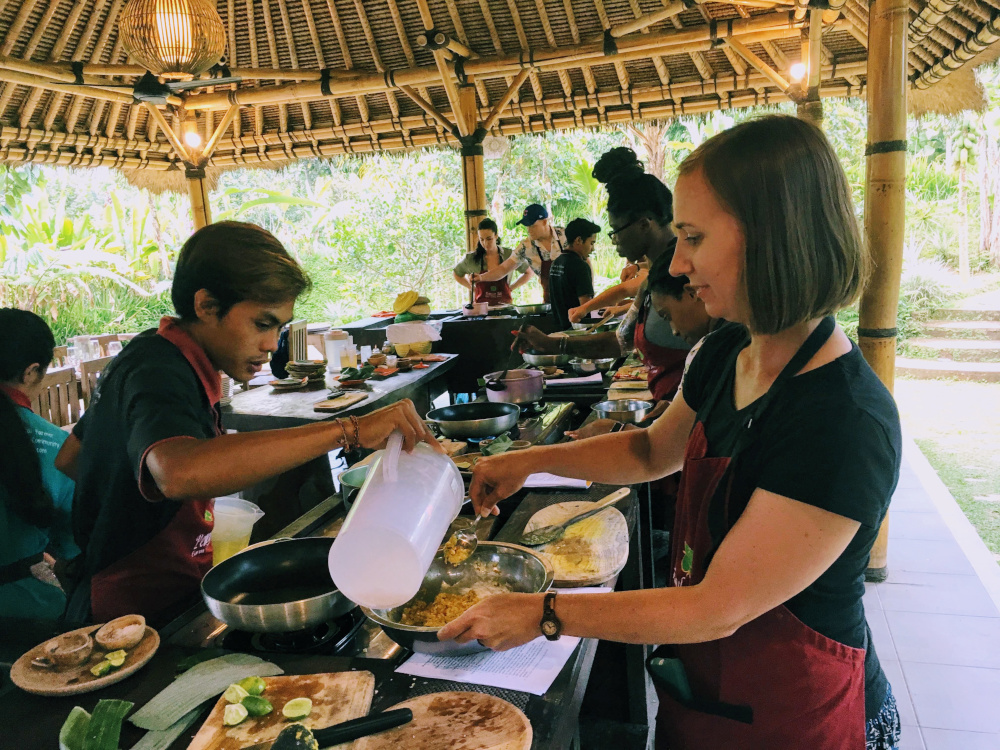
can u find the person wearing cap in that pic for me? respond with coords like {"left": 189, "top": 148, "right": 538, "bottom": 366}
{"left": 473, "top": 203, "right": 567, "bottom": 302}
{"left": 548, "top": 218, "right": 600, "bottom": 330}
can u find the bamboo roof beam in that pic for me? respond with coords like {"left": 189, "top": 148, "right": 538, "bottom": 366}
{"left": 913, "top": 11, "right": 1000, "bottom": 88}
{"left": 201, "top": 103, "right": 240, "bottom": 160}
{"left": 725, "top": 37, "right": 792, "bottom": 91}
{"left": 506, "top": 0, "right": 544, "bottom": 99}
{"left": 439, "top": 0, "right": 488, "bottom": 110}
{"left": 224, "top": 0, "right": 242, "bottom": 150}
{"left": 0, "top": 0, "right": 65, "bottom": 120}
{"left": 560, "top": 0, "right": 598, "bottom": 96}
{"left": 807, "top": 9, "right": 823, "bottom": 92}
{"left": 300, "top": 0, "right": 337, "bottom": 130}
{"left": 244, "top": 0, "right": 264, "bottom": 139}
{"left": 351, "top": 0, "right": 402, "bottom": 123}
{"left": 476, "top": 0, "right": 530, "bottom": 128}
{"left": 399, "top": 84, "right": 457, "bottom": 133}
{"left": 19, "top": 0, "right": 89, "bottom": 127}
{"left": 265, "top": 0, "right": 292, "bottom": 131}
{"left": 482, "top": 69, "right": 530, "bottom": 131}
{"left": 593, "top": 0, "right": 631, "bottom": 92}
{"left": 626, "top": 0, "right": 673, "bottom": 97}
{"left": 324, "top": 0, "right": 368, "bottom": 124}
{"left": 90, "top": 27, "right": 129, "bottom": 137}
{"left": 142, "top": 102, "right": 192, "bottom": 162}
{"left": 0, "top": 0, "right": 34, "bottom": 56}
{"left": 412, "top": 0, "right": 471, "bottom": 134}
{"left": 534, "top": 0, "right": 574, "bottom": 99}
{"left": 0, "top": 66, "right": 135, "bottom": 104}
{"left": 956, "top": 0, "right": 991, "bottom": 23}
{"left": 386, "top": 0, "right": 438, "bottom": 131}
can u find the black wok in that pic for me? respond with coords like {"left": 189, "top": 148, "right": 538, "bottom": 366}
{"left": 201, "top": 537, "right": 355, "bottom": 633}
{"left": 425, "top": 402, "right": 520, "bottom": 438}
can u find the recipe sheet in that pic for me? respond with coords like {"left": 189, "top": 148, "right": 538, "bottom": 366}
{"left": 396, "top": 587, "right": 613, "bottom": 695}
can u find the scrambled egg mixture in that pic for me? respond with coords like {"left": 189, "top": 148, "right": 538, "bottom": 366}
{"left": 539, "top": 515, "right": 603, "bottom": 578}
{"left": 400, "top": 591, "right": 481, "bottom": 627}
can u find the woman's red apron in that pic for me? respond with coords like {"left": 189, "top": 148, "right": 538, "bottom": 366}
{"left": 654, "top": 317, "right": 867, "bottom": 750}
{"left": 474, "top": 277, "right": 512, "bottom": 305}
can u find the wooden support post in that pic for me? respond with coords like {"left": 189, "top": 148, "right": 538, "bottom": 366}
{"left": 187, "top": 169, "right": 212, "bottom": 230}
{"left": 860, "top": 0, "right": 908, "bottom": 581}
{"left": 459, "top": 84, "right": 487, "bottom": 255}
{"left": 797, "top": 9, "right": 825, "bottom": 126}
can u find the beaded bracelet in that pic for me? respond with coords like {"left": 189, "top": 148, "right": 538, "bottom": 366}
{"left": 349, "top": 415, "right": 362, "bottom": 448}
{"left": 334, "top": 418, "right": 352, "bottom": 449}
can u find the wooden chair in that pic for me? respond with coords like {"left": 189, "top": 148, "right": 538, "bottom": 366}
{"left": 288, "top": 320, "right": 308, "bottom": 363}
{"left": 117, "top": 333, "right": 138, "bottom": 343}
{"left": 30, "top": 366, "right": 80, "bottom": 428}
{"left": 95, "top": 334, "right": 120, "bottom": 357}
{"left": 52, "top": 345, "right": 67, "bottom": 367}
{"left": 80, "top": 356, "right": 114, "bottom": 410}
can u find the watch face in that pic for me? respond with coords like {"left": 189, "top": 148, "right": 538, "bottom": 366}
{"left": 541, "top": 620, "right": 558, "bottom": 636}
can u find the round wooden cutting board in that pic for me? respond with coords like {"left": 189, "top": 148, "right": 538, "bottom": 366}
{"left": 354, "top": 691, "right": 531, "bottom": 750}
{"left": 524, "top": 501, "right": 629, "bottom": 586}
{"left": 10, "top": 623, "right": 159, "bottom": 696}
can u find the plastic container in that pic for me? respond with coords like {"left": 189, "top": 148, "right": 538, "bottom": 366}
{"left": 324, "top": 330, "right": 349, "bottom": 373}
{"left": 328, "top": 432, "right": 464, "bottom": 609}
{"left": 212, "top": 497, "right": 265, "bottom": 565}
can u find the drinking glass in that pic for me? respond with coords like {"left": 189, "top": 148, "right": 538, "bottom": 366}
{"left": 107, "top": 341, "right": 123, "bottom": 356}
{"left": 65, "top": 346, "right": 79, "bottom": 369}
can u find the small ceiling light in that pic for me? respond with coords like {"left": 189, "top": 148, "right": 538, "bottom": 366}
{"left": 119, "top": 0, "right": 226, "bottom": 80}
{"left": 183, "top": 130, "right": 203, "bottom": 148}
{"left": 789, "top": 62, "right": 807, "bottom": 82}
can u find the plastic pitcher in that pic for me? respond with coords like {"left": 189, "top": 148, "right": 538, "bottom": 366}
{"left": 212, "top": 497, "right": 265, "bottom": 565}
{"left": 328, "top": 432, "right": 464, "bottom": 609}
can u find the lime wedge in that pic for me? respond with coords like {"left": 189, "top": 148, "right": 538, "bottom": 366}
{"left": 105, "top": 650, "right": 127, "bottom": 668}
{"left": 242, "top": 695, "right": 273, "bottom": 717}
{"left": 236, "top": 675, "right": 267, "bottom": 696}
{"left": 223, "top": 683, "right": 250, "bottom": 704}
{"left": 90, "top": 660, "right": 112, "bottom": 677}
{"left": 282, "top": 697, "right": 312, "bottom": 720}
{"left": 223, "top": 703, "right": 249, "bottom": 727}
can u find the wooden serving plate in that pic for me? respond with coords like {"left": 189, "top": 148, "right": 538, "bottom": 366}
{"left": 355, "top": 692, "right": 531, "bottom": 750}
{"left": 10, "top": 623, "right": 159, "bottom": 696}
{"left": 524, "top": 501, "right": 629, "bottom": 586}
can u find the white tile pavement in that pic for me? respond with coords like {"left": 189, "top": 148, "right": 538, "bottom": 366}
{"left": 867, "top": 437, "right": 1000, "bottom": 748}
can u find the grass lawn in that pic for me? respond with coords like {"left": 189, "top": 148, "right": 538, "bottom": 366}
{"left": 894, "top": 378, "right": 1000, "bottom": 562}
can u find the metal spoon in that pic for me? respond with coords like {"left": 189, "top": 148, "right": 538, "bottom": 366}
{"left": 443, "top": 512, "right": 489, "bottom": 566}
{"left": 519, "top": 487, "right": 631, "bottom": 546}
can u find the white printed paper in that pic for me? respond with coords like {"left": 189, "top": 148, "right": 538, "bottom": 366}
{"left": 396, "top": 588, "right": 613, "bottom": 695}
{"left": 523, "top": 473, "right": 591, "bottom": 489}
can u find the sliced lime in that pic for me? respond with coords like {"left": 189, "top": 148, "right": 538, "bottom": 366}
{"left": 105, "top": 650, "right": 127, "bottom": 668}
{"left": 242, "top": 695, "right": 273, "bottom": 717}
{"left": 236, "top": 675, "right": 267, "bottom": 696}
{"left": 223, "top": 703, "right": 249, "bottom": 727}
{"left": 282, "top": 697, "right": 312, "bottom": 720}
{"left": 90, "top": 660, "right": 112, "bottom": 677}
{"left": 223, "top": 683, "right": 250, "bottom": 704}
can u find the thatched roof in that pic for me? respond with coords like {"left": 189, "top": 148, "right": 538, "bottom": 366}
{"left": 0, "top": 0, "right": 998, "bottom": 181}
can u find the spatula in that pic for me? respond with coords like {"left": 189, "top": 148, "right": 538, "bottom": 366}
{"left": 519, "top": 487, "right": 630, "bottom": 546}
{"left": 485, "top": 322, "right": 527, "bottom": 392}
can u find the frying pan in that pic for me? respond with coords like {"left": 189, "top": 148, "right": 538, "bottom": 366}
{"left": 201, "top": 537, "right": 355, "bottom": 633}
{"left": 424, "top": 402, "right": 519, "bottom": 438}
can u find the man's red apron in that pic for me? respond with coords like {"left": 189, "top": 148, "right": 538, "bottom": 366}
{"left": 654, "top": 316, "right": 867, "bottom": 749}
{"left": 474, "top": 276, "right": 512, "bottom": 305}
{"left": 90, "top": 317, "right": 219, "bottom": 623}
{"left": 634, "top": 316, "right": 690, "bottom": 403}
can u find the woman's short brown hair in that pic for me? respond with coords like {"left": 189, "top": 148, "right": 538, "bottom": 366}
{"left": 678, "top": 115, "right": 866, "bottom": 335}
{"left": 172, "top": 221, "right": 311, "bottom": 319}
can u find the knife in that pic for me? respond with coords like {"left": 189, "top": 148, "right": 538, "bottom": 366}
{"left": 241, "top": 708, "right": 413, "bottom": 750}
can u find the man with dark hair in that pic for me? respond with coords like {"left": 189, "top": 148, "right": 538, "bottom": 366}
{"left": 56, "top": 222, "right": 437, "bottom": 625}
{"left": 548, "top": 218, "right": 600, "bottom": 330}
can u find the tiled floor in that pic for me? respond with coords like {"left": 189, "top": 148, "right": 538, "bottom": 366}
{"left": 868, "top": 438, "right": 1000, "bottom": 749}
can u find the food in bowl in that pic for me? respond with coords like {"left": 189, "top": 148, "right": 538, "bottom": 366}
{"left": 400, "top": 590, "right": 481, "bottom": 627}
{"left": 41, "top": 631, "right": 94, "bottom": 668}
{"left": 95, "top": 614, "right": 146, "bottom": 651}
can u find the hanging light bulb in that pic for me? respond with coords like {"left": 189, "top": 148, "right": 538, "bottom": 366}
{"left": 183, "top": 130, "right": 203, "bottom": 148}
{"left": 789, "top": 62, "right": 807, "bottom": 82}
{"left": 119, "top": 0, "right": 226, "bottom": 80}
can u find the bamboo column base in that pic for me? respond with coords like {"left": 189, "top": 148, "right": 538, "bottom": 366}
{"left": 797, "top": 97, "right": 824, "bottom": 127}
{"left": 187, "top": 168, "right": 213, "bottom": 230}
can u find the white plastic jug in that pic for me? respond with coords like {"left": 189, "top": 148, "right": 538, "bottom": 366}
{"left": 328, "top": 432, "right": 464, "bottom": 609}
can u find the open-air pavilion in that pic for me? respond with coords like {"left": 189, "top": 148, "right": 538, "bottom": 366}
{"left": 3, "top": 0, "right": 1000, "bottom": 746}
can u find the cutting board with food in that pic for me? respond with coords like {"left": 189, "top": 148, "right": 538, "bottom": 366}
{"left": 612, "top": 364, "right": 649, "bottom": 381}
{"left": 524, "top": 501, "right": 629, "bottom": 586}
{"left": 313, "top": 392, "right": 368, "bottom": 412}
{"left": 10, "top": 617, "right": 159, "bottom": 697}
{"left": 187, "top": 671, "right": 375, "bottom": 750}
{"left": 354, "top": 692, "right": 531, "bottom": 750}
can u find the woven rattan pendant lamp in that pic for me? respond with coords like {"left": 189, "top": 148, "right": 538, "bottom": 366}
{"left": 119, "top": 0, "right": 226, "bottom": 80}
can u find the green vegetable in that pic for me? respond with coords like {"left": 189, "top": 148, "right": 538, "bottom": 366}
{"left": 236, "top": 675, "right": 267, "bottom": 695}
{"left": 271, "top": 723, "right": 319, "bottom": 750}
{"left": 59, "top": 706, "right": 91, "bottom": 750}
{"left": 129, "top": 707, "right": 203, "bottom": 750}
{"left": 130, "top": 654, "right": 283, "bottom": 731}
{"left": 105, "top": 650, "right": 127, "bottom": 667}
{"left": 394, "top": 311, "right": 429, "bottom": 323}
{"left": 482, "top": 434, "right": 513, "bottom": 456}
{"left": 90, "top": 660, "right": 112, "bottom": 677}
{"left": 83, "top": 699, "right": 133, "bottom": 750}
{"left": 223, "top": 683, "right": 249, "bottom": 704}
{"left": 241, "top": 695, "right": 273, "bottom": 716}
{"left": 281, "top": 697, "right": 312, "bottom": 720}
{"left": 175, "top": 648, "right": 229, "bottom": 675}
{"left": 340, "top": 364, "right": 375, "bottom": 381}
{"left": 223, "top": 703, "right": 248, "bottom": 727}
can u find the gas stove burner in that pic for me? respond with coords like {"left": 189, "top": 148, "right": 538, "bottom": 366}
{"left": 518, "top": 400, "right": 547, "bottom": 418}
{"left": 464, "top": 423, "right": 521, "bottom": 448}
{"left": 218, "top": 607, "right": 366, "bottom": 655}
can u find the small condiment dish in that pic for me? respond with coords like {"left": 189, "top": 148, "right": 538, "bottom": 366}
{"left": 95, "top": 614, "right": 146, "bottom": 651}
{"left": 36, "top": 631, "right": 94, "bottom": 669}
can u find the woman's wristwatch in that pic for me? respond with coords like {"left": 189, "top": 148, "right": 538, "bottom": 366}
{"left": 540, "top": 592, "right": 562, "bottom": 640}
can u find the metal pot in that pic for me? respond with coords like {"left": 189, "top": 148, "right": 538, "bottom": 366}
{"left": 483, "top": 368, "right": 544, "bottom": 404}
{"left": 425, "top": 402, "right": 520, "bottom": 438}
{"left": 201, "top": 537, "right": 355, "bottom": 633}
{"left": 361, "top": 542, "right": 553, "bottom": 656}
{"left": 594, "top": 357, "right": 617, "bottom": 372}
{"left": 592, "top": 399, "right": 654, "bottom": 424}
{"left": 514, "top": 303, "right": 551, "bottom": 316}
{"left": 522, "top": 351, "right": 570, "bottom": 367}
{"left": 338, "top": 465, "right": 369, "bottom": 509}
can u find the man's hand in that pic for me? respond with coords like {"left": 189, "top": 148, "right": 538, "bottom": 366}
{"left": 513, "top": 326, "right": 558, "bottom": 354}
{"left": 438, "top": 593, "right": 544, "bottom": 651}
{"left": 468, "top": 453, "right": 529, "bottom": 517}
{"left": 357, "top": 399, "right": 443, "bottom": 453}
{"left": 620, "top": 263, "right": 640, "bottom": 282}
